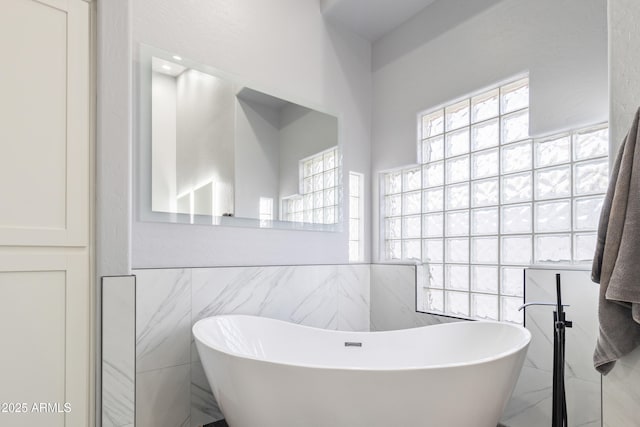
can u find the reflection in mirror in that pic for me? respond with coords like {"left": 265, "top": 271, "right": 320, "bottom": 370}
{"left": 137, "top": 45, "right": 341, "bottom": 231}
{"left": 151, "top": 57, "right": 235, "bottom": 218}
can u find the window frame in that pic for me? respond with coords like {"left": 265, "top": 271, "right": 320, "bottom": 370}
{"left": 380, "top": 76, "right": 609, "bottom": 323}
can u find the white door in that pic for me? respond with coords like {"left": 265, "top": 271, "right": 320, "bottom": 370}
{"left": 0, "top": 0, "right": 93, "bottom": 426}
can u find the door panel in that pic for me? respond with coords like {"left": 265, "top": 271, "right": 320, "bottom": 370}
{"left": 0, "top": 0, "right": 90, "bottom": 247}
{"left": 0, "top": 249, "right": 91, "bottom": 427}
{"left": 0, "top": 270, "right": 66, "bottom": 427}
{"left": 0, "top": 0, "right": 93, "bottom": 426}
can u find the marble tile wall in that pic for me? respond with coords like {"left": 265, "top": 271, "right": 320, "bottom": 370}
{"left": 102, "top": 276, "right": 136, "bottom": 427}
{"left": 603, "top": 345, "right": 640, "bottom": 426}
{"left": 397, "top": 264, "right": 602, "bottom": 426}
{"left": 106, "top": 263, "right": 610, "bottom": 427}
{"left": 134, "top": 269, "right": 192, "bottom": 427}
{"left": 502, "top": 268, "right": 601, "bottom": 427}
{"left": 133, "top": 264, "right": 370, "bottom": 427}
{"left": 370, "top": 264, "right": 456, "bottom": 331}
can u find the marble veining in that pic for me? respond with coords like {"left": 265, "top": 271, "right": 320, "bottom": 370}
{"left": 131, "top": 264, "right": 370, "bottom": 427}
{"left": 286, "top": 265, "right": 339, "bottom": 328}
{"left": 136, "top": 269, "right": 192, "bottom": 372}
{"left": 102, "top": 276, "right": 135, "bottom": 427}
{"left": 502, "top": 268, "right": 601, "bottom": 427}
{"left": 337, "top": 265, "right": 370, "bottom": 331}
{"left": 188, "top": 264, "right": 370, "bottom": 424}
{"left": 502, "top": 364, "right": 553, "bottom": 426}
{"left": 603, "top": 344, "right": 640, "bottom": 426}
{"left": 191, "top": 361, "right": 223, "bottom": 427}
{"left": 102, "top": 360, "right": 135, "bottom": 427}
{"left": 371, "top": 264, "right": 453, "bottom": 331}
{"left": 136, "top": 364, "right": 191, "bottom": 427}
{"left": 191, "top": 266, "right": 289, "bottom": 322}
{"left": 191, "top": 265, "right": 339, "bottom": 333}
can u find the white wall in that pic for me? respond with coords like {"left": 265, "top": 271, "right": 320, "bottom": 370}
{"left": 130, "top": 0, "right": 372, "bottom": 268}
{"left": 370, "top": 0, "right": 608, "bottom": 260}
{"left": 97, "top": 1, "right": 131, "bottom": 276}
{"left": 602, "top": 1, "right": 640, "bottom": 425}
{"left": 97, "top": 4, "right": 132, "bottom": 424}
{"left": 151, "top": 71, "right": 177, "bottom": 213}
{"left": 609, "top": 0, "right": 640, "bottom": 152}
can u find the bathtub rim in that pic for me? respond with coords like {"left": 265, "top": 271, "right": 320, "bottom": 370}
{"left": 192, "top": 314, "right": 531, "bottom": 372}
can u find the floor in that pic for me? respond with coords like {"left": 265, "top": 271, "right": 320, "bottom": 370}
{"left": 206, "top": 419, "right": 507, "bottom": 426}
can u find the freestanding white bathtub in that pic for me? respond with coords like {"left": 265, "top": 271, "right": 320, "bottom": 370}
{"left": 193, "top": 315, "right": 531, "bottom": 427}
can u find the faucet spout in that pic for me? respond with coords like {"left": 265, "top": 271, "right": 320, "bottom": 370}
{"left": 518, "top": 301, "right": 570, "bottom": 311}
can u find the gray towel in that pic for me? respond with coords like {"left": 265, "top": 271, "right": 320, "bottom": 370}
{"left": 592, "top": 107, "right": 640, "bottom": 374}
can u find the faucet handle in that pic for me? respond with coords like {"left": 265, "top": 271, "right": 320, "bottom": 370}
{"left": 518, "top": 301, "right": 570, "bottom": 311}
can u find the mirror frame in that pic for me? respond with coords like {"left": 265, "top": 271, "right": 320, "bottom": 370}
{"left": 133, "top": 44, "right": 344, "bottom": 232}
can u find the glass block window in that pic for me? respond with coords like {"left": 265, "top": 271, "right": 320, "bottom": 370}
{"left": 382, "top": 76, "right": 609, "bottom": 323}
{"left": 349, "top": 172, "right": 364, "bottom": 262}
{"left": 282, "top": 146, "right": 339, "bottom": 224}
{"left": 259, "top": 197, "right": 273, "bottom": 223}
{"left": 281, "top": 194, "right": 303, "bottom": 222}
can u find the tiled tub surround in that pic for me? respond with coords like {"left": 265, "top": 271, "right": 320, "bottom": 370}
{"left": 411, "top": 265, "right": 601, "bottom": 426}
{"left": 102, "top": 276, "right": 136, "bottom": 427}
{"left": 370, "top": 264, "right": 457, "bottom": 331}
{"left": 104, "top": 263, "right": 604, "bottom": 426}
{"left": 603, "top": 344, "right": 640, "bottom": 426}
{"left": 134, "top": 264, "right": 370, "bottom": 427}
{"left": 501, "top": 268, "right": 601, "bottom": 427}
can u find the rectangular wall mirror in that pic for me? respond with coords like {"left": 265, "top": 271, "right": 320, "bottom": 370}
{"left": 135, "top": 45, "right": 342, "bottom": 231}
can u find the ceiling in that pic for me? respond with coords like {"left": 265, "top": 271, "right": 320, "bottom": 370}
{"left": 321, "top": 0, "right": 438, "bottom": 42}
{"left": 152, "top": 57, "right": 186, "bottom": 77}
